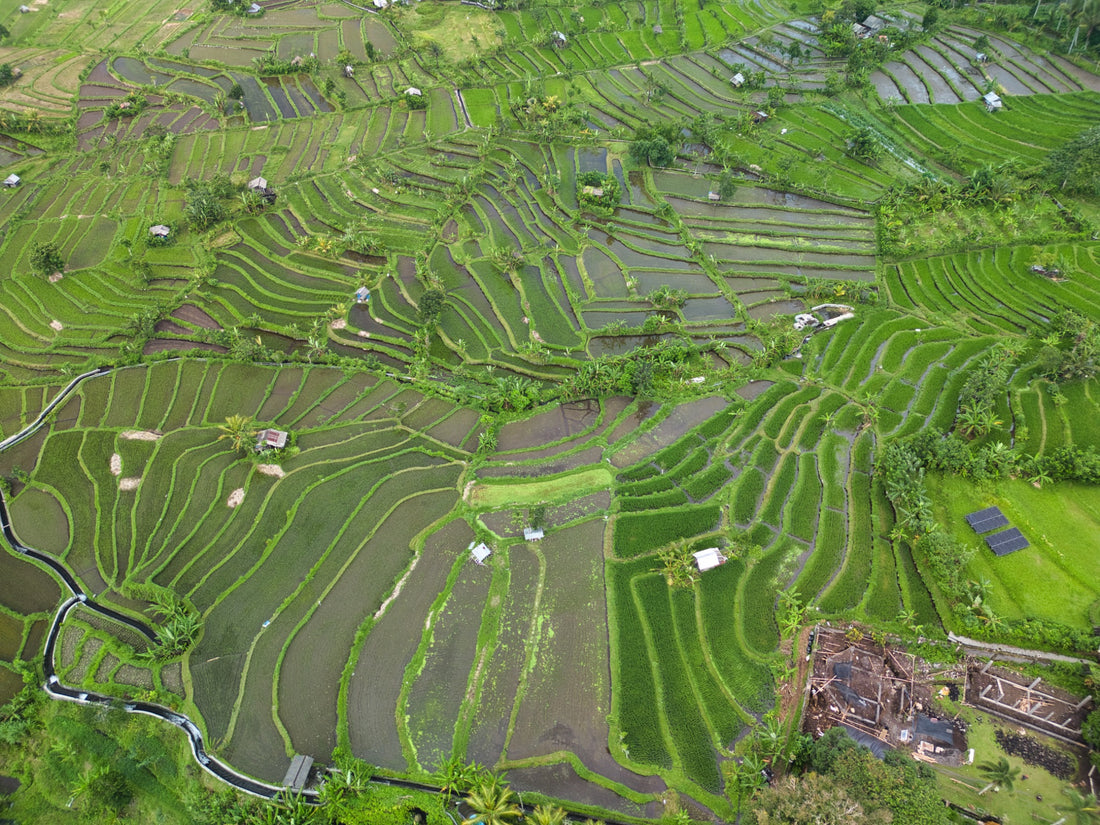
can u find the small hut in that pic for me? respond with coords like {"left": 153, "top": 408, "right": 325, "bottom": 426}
{"left": 255, "top": 429, "right": 288, "bottom": 451}
{"left": 982, "top": 91, "right": 1002, "bottom": 112}
{"left": 550, "top": 31, "right": 567, "bottom": 48}
{"left": 405, "top": 87, "right": 422, "bottom": 97}
{"left": 248, "top": 176, "right": 268, "bottom": 192}
{"left": 693, "top": 547, "right": 727, "bottom": 572}
{"left": 355, "top": 286, "right": 371, "bottom": 303}
{"left": 149, "top": 224, "right": 170, "bottom": 238}
{"left": 246, "top": 2, "right": 262, "bottom": 13}
{"left": 3, "top": 174, "right": 21, "bottom": 188}
{"left": 470, "top": 542, "right": 491, "bottom": 565}
{"left": 752, "top": 110, "right": 769, "bottom": 124}
{"left": 523, "top": 527, "right": 544, "bottom": 541}
{"left": 652, "top": 24, "right": 663, "bottom": 34}
{"left": 731, "top": 72, "right": 745, "bottom": 87}
{"left": 707, "top": 191, "right": 720, "bottom": 202}
{"left": 343, "top": 64, "right": 355, "bottom": 78}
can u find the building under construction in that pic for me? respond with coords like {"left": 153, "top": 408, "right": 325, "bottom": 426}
{"left": 804, "top": 628, "right": 969, "bottom": 765}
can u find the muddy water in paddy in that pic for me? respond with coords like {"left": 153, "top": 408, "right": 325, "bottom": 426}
{"left": 588, "top": 333, "right": 675, "bottom": 358}
{"left": 746, "top": 299, "right": 803, "bottom": 320}
{"left": 885, "top": 62, "right": 931, "bottom": 103}
{"left": 634, "top": 270, "right": 720, "bottom": 294}
{"left": 681, "top": 296, "right": 736, "bottom": 321}
{"left": 737, "top": 379, "right": 776, "bottom": 400}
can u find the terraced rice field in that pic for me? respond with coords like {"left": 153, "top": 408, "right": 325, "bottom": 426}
{"left": 2, "top": 0, "right": 1100, "bottom": 819}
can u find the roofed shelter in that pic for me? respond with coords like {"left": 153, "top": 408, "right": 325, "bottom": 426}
{"left": 248, "top": 176, "right": 268, "bottom": 192}
{"left": 470, "top": 542, "right": 491, "bottom": 564}
{"left": 523, "top": 527, "right": 544, "bottom": 541}
{"left": 693, "top": 547, "right": 726, "bottom": 572}
{"left": 283, "top": 754, "right": 313, "bottom": 790}
{"left": 149, "top": 224, "right": 170, "bottom": 238}
{"left": 3, "top": 174, "right": 20, "bottom": 188}
{"left": 255, "top": 429, "right": 288, "bottom": 451}
{"left": 983, "top": 91, "right": 1002, "bottom": 112}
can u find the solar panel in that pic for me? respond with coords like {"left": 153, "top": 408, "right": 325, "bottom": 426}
{"left": 972, "top": 513, "right": 1009, "bottom": 534}
{"left": 965, "top": 506, "right": 1000, "bottom": 526}
{"left": 965, "top": 506, "right": 1008, "bottom": 533}
{"left": 985, "top": 527, "right": 1029, "bottom": 556}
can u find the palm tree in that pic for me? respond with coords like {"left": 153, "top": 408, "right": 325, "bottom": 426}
{"left": 1063, "top": 0, "right": 1100, "bottom": 47}
{"left": 526, "top": 803, "right": 568, "bottom": 825}
{"left": 218, "top": 414, "right": 257, "bottom": 453}
{"left": 976, "top": 757, "right": 1021, "bottom": 794}
{"left": 1056, "top": 788, "right": 1100, "bottom": 824}
{"left": 439, "top": 757, "right": 485, "bottom": 800}
{"left": 463, "top": 775, "right": 522, "bottom": 825}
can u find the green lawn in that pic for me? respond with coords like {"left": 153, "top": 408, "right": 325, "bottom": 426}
{"left": 932, "top": 706, "right": 1079, "bottom": 825}
{"left": 929, "top": 476, "right": 1100, "bottom": 629}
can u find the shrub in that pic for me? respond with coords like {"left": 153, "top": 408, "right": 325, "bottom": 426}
{"left": 30, "top": 241, "right": 65, "bottom": 275}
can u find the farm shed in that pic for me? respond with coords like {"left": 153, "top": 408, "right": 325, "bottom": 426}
{"left": 246, "top": 2, "right": 262, "bottom": 13}
{"left": 255, "top": 429, "right": 288, "bottom": 450}
{"left": 550, "top": 31, "right": 567, "bottom": 48}
{"left": 470, "top": 542, "right": 491, "bottom": 564}
{"left": 344, "top": 65, "right": 354, "bottom": 78}
{"left": 405, "top": 87, "right": 422, "bottom": 97}
{"left": 248, "top": 176, "right": 268, "bottom": 192}
{"left": 581, "top": 185, "right": 604, "bottom": 197}
{"left": 652, "top": 24, "right": 663, "bottom": 34}
{"left": 523, "top": 527, "right": 544, "bottom": 541}
{"left": 149, "top": 225, "right": 170, "bottom": 238}
{"left": 707, "top": 191, "right": 720, "bottom": 201}
{"left": 355, "top": 286, "right": 370, "bottom": 303}
{"left": 693, "top": 547, "right": 726, "bottom": 572}
{"left": 983, "top": 92, "right": 1002, "bottom": 112}
{"left": 3, "top": 174, "right": 20, "bottom": 188}
{"left": 282, "top": 754, "right": 313, "bottom": 790}
{"left": 752, "top": 111, "right": 769, "bottom": 124}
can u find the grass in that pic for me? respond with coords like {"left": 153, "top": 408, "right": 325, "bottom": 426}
{"left": 928, "top": 476, "right": 1100, "bottom": 629}
{"left": 468, "top": 467, "right": 612, "bottom": 508}
{"left": 932, "top": 705, "right": 1079, "bottom": 825}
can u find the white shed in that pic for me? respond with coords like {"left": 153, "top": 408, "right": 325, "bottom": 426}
{"left": 982, "top": 91, "right": 1002, "bottom": 112}
{"left": 523, "top": 527, "right": 544, "bottom": 541}
{"left": 248, "top": 176, "right": 268, "bottom": 191}
{"left": 405, "top": 87, "right": 422, "bottom": 97}
{"left": 470, "top": 542, "right": 492, "bottom": 564}
{"left": 693, "top": 547, "right": 726, "bottom": 572}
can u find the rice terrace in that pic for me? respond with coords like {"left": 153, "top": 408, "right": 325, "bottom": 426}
{"left": 1, "top": 0, "right": 1100, "bottom": 820}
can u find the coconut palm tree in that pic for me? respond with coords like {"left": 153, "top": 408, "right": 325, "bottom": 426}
{"left": 463, "top": 775, "right": 522, "bottom": 825}
{"left": 977, "top": 756, "right": 1021, "bottom": 794}
{"left": 1057, "top": 788, "right": 1100, "bottom": 824}
{"left": 217, "top": 414, "right": 257, "bottom": 453}
{"left": 526, "top": 803, "right": 568, "bottom": 825}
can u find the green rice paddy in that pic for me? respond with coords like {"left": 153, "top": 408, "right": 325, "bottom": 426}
{"left": 1, "top": 0, "right": 1100, "bottom": 820}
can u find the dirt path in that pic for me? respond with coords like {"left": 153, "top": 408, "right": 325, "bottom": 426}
{"left": 778, "top": 626, "right": 814, "bottom": 724}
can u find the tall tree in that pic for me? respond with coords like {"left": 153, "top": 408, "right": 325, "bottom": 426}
{"left": 976, "top": 756, "right": 1021, "bottom": 794}
{"left": 462, "top": 775, "right": 522, "bottom": 825}
{"left": 217, "top": 414, "right": 257, "bottom": 453}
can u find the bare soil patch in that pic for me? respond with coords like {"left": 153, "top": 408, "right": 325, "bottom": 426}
{"left": 120, "top": 430, "right": 161, "bottom": 440}
{"left": 109, "top": 453, "right": 122, "bottom": 476}
{"left": 227, "top": 487, "right": 245, "bottom": 508}
{"left": 256, "top": 464, "right": 285, "bottom": 478}
{"left": 119, "top": 477, "right": 141, "bottom": 490}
